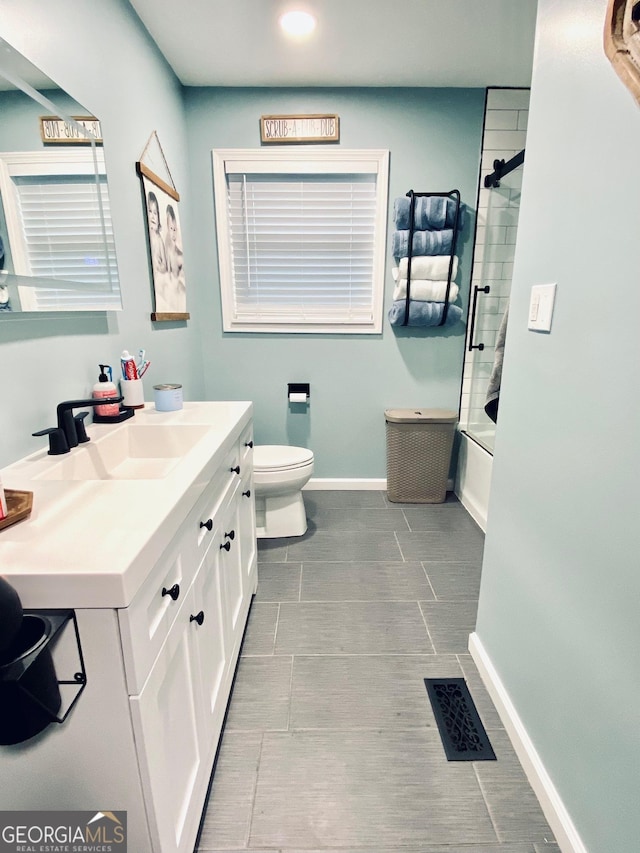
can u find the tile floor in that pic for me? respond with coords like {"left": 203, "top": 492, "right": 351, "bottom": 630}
{"left": 197, "top": 491, "right": 557, "bottom": 853}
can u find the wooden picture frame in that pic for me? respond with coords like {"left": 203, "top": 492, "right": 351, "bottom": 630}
{"left": 260, "top": 114, "right": 340, "bottom": 143}
{"left": 136, "top": 162, "right": 189, "bottom": 321}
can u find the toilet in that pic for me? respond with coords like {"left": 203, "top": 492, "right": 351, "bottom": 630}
{"left": 253, "top": 445, "right": 314, "bottom": 538}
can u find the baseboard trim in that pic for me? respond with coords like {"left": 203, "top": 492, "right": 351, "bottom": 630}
{"left": 305, "top": 478, "right": 455, "bottom": 492}
{"left": 468, "top": 632, "right": 587, "bottom": 853}
{"left": 456, "top": 490, "right": 487, "bottom": 531}
{"left": 305, "top": 478, "right": 387, "bottom": 490}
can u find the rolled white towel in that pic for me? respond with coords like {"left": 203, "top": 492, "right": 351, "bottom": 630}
{"left": 393, "top": 279, "right": 459, "bottom": 303}
{"left": 396, "top": 255, "right": 458, "bottom": 281}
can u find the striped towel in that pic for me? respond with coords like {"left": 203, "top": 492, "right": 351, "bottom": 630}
{"left": 392, "top": 229, "right": 453, "bottom": 259}
{"left": 388, "top": 300, "right": 463, "bottom": 327}
{"left": 394, "top": 196, "right": 463, "bottom": 231}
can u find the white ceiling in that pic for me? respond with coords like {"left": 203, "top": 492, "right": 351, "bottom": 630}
{"left": 128, "top": 0, "right": 539, "bottom": 88}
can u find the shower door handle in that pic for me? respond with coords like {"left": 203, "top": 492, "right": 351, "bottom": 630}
{"left": 468, "top": 285, "right": 491, "bottom": 351}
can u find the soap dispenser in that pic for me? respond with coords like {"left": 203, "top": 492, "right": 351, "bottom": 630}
{"left": 92, "top": 364, "right": 120, "bottom": 417}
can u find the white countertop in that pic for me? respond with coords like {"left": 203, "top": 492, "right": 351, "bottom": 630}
{"left": 0, "top": 402, "right": 252, "bottom": 610}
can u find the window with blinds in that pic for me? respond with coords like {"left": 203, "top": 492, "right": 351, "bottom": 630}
{"left": 0, "top": 148, "right": 120, "bottom": 312}
{"left": 14, "top": 175, "right": 119, "bottom": 311}
{"left": 213, "top": 149, "right": 389, "bottom": 333}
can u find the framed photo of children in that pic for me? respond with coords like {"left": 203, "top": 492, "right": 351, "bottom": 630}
{"left": 137, "top": 161, "right": 189, "bottom": 320}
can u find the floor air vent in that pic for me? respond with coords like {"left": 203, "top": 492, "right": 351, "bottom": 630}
{"left": 424, "top": 678, "right": 496, "bottom": 761}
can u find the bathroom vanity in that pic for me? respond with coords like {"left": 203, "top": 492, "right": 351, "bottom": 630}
{"left": 0, "top": 402, "right": 257, "bottom": 853}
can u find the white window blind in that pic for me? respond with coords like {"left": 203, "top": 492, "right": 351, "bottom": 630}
{"left": 14, "top": 174, "right": 119, "bottom": 311}
{"left": 213, "top": 149, "right": 389, "bottom": 334}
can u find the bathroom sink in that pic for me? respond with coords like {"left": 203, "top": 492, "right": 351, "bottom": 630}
{"left": 34, "top": 424, "right": 211, "bottom": 481}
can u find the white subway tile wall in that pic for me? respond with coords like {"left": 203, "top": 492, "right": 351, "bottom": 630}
{"left": 460, "top": 88, "right": 530, "bottom": 449}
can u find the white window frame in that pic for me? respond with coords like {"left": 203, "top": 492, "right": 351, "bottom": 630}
{"left": 212, "top": 147, "right": 389, "bottom": 334}
{"left": 0, "top": 148, "right": 119, "bottom": 311}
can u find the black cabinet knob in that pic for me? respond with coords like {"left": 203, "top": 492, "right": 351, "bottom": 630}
{"left": 242, "top": 489, "right": 251, "bottom": 498}
{"left": 230, "top": 465, "right": 240, "bottom": 475}
{"left": 200, "top": 518, "right": 213, "bottom": 531}
{"left": 162, "top": 583, "right": 180, "bottom": 601}
{"left": 190, "top": 610, "right": 205, "bottom": 626}
{"left": 220, "top": 541, "right": 231, "bottom": 552}
{"left": 245, "top": 440, "right": 254, "bottom": 448}
{"left": 224, "top": 530, "right": 235, "bottom": 540}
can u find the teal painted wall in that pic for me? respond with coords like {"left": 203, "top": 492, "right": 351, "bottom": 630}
{"left": 476, "top": 0, "right": 640, "bottom": 850}
{"left": 0, "top": 0, "right": 204, "bottom": 469}
{"left": 184, "top": 87, "right": 484, "bottom": 477}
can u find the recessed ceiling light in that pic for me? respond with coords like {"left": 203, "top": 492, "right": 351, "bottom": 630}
{"left": 279, "top": 10, "right": 317, "bottom": 38}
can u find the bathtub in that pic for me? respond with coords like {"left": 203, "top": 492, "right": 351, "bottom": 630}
{"left": 454, "top": 429, "right": 493, "bottom": 532}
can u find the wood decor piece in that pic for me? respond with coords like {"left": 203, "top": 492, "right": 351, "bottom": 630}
{"left": 260, "top": 114, "right": 339, "bottom": 143}
{"left": 0, "top": 490, "right": 33, "bottom": 531}
{"left": 40, "top": 116, "right": 102, "bottom": 144}
{"left": 604, "top": 0, "right": 640, "bottom": 105}
{"left": 136, "top": 132, "right": 189, "bottom": 321}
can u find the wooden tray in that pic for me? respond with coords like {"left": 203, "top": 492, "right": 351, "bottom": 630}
{"left": 0, "top": 489, "right": 33, "bottom": 531}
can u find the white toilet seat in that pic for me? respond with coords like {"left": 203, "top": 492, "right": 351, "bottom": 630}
{"left": 254, "top": 445, "right": 314, "bottom": 472}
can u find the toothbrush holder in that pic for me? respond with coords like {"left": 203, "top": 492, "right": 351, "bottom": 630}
{"left": 121, "top": 378, "right": 144, "bottom": 409}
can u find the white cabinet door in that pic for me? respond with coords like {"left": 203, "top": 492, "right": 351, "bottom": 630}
{"left": 129, "top": 585, "right": 206, "bottom": 853}
{"left": 190, "top": 537, "right": 228, "bottom": 764}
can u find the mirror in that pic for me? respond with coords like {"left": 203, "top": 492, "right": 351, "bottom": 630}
{"left": 0, "top": 38, "right": 122, "bottom": 313}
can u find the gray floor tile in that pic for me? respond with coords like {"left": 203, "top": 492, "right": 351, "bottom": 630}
{"left": 474, "top": 730, "right": 555, "bottom": 844}
{"left": 398, "top": 528, "right": 485, "bottom": 562}
{"left": 254, "top": 562, "right": 301, "bottom": 602}
{"left": 382, "top": 491, "right": 462, "bottom": 508}
{"left": 304, "top": 506, "right": 410, "bottom": 531}
{"left": 424, "top": 560, "right": 483, "bottom": 600}
{"left": 290, "top": 654, "right": 462, "bottom": 729}
{"left": 301, "top": 561, "right": 434, "bottom": 601}
{"left": 419, "top": 600, "right": 478, "bottom": 653}
{"left": 257, "top": 538, "right": 289, "bottom": 562}
{"left": 456, "top": 653, "right": 505, "bottom": 731}
{"left": 275, "top": 601, "right": 434, "bottom": 655}
{"left": 200, "top": 492, "right": 550, "bottom": 853}
{"left": 278, "top": 847, "right": 536, "bottom": 853}
{"left": 197, "top": 731, "right": 262, "bottom": 850}
{"left": 241, "top": 603, "right": 279, "bottom": 655}
{"left": 304, "top": 490, "right": 387, "bottom": 512}
{"left": 225, "top": 656, "right": 293, "bottom": 731}
{"left": 286, "top": 530, "right": 403, "bottom": 562}
{"left": 249, "top": 729, "right": 497, "bottom": 848}
{"left": 403, "top": 504, "right": 483, "bottom": 533}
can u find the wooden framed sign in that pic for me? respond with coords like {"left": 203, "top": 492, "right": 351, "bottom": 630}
{"left": 260, "top": 114, "right": 339, "bottom": 143}
{"left": 40, "top": 116, "right": 103, "bottom": 144}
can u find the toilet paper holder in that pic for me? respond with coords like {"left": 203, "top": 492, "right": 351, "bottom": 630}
{"left": 288, "top": 383, "right": 310, "bottom": 403}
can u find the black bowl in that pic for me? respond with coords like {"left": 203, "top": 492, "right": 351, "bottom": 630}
{"left": 0, "top": 614, "right": 62, "bottom": 745}
{"left": 0, "top": 576, "right": 23, "bottom": 654}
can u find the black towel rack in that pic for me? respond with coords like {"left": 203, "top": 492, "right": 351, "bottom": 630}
{"left": 402, "top": 189, "right": 461, "bottom": 327}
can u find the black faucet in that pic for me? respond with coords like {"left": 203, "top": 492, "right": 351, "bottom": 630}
{"left": 33, "top": 396, "right": 123, "bottom": 455}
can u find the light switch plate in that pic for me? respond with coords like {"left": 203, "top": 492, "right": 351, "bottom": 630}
{"left": 528, "top": 283, "right": 556, "bottom": 332}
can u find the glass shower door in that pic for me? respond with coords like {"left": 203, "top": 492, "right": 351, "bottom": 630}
{"left": 465, "top": 163, "right": 523, "bottom": 453}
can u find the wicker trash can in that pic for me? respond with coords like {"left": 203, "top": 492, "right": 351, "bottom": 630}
{"left": 385, "top": 409, "right": 458, "bottom": 503}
